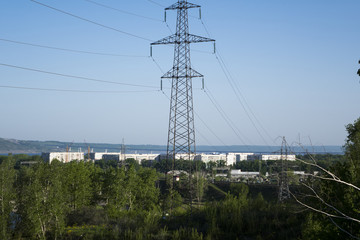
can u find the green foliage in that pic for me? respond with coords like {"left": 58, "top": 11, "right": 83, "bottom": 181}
{"left": 162, "top": 189, "right": 184, "bottom": 215}
{"left": 194, "top": 172, "right": 208, "bottom": 203}
{"left": 104, "top": 167, "right": 127, "bottom": 218}
{"left": 0, "top": 155, "right": 16, "bottom": 240}
{"left": 67, "top": 207, "right": 108, "bottom": 227}
{"left": 172, "top": 227, "right": 204, "bottom": 240}
{"left": 154, "top": 159, "right": 207, "bottom": 173}
{"left": 229, "top": 183, "right": 249, "bottom": 200}
{"left": 17, "top": 162, "right": 68, "bottom": 239}
{"left": 95, "top": 159, "right": 119, "bottom": 169}
{"left": 300, "top": 117, "right": 360, "bottom": 239}
{"left": 0, "top": 153, "right": 333, "bottom": 239}
{"left": 64, "top": 161, "right": 92, "bottom": 210}
{"left": 104, "top": 165, "right": 159, "bottom": 220}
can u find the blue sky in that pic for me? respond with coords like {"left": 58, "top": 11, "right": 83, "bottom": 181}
{"left": 0, "top": 0, "right": 359, "bottom": 147}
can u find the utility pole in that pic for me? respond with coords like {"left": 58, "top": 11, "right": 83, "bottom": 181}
{"left": 278, "top": 137, "right": 290, "bottom": 202}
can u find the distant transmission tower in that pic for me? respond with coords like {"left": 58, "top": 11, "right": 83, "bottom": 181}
{"left": 278, "top": 137, "right": 290, "bottom": 202}
{"left": 120, "top": 138, "right": 126, "bottom": 161}
{"left": 151, "top": 0, "right": 215, "bottom": 162}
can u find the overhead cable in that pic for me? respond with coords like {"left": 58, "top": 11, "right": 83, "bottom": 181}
{"left": 146, "top": 0, "right": 165, "bottom": 8}
{"left": 204, "top": 87, "right": 252, "bottom": 149}
{"left": 200, "top": 18, "right": 275, "bottom": 146}
{"left": 215, "top": 51, "right": 275, "bottom": 146}
{"left": 83, "top": 0, "right": 163, "bottom": 22}
{"left": 0, "top": 38, "right": 147, "bottom": 57}
{"left": 0, "top": 85, "right": 159, "bottom": 94}
{"left": 150, "top": 56, "right": 165, "bottom": 74}
{"left": 30, "top": 0, "right": 153, "bottom": 42}
{"left": 0, "top": 63, "right": 158, "bottom": 89}
{"left": 195, "top": 129, "right": 213, "bottom": 147}
{"left": 162, "top": 91, "right": 227, "bottom": 147}
{"left": 214, "top": 53, "right": 270, "bottom": 146}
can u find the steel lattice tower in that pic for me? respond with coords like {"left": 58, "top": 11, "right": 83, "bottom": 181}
{"left": 278, "top": 137, "right": 290, "bottom": 202}
{"left": 151, "top": 0, "right": 215, "bottom": 161}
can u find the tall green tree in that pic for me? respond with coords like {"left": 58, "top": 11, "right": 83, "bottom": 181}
{"left": 194, "top": 171, "right": 208, "bottom": 203}
{"left": 105, "top": 165, "right": 159, "bottom": 219}
{"left": 105, "top": 166, "right": 126, "bottom": 218}
{"left": 299, "top": 118, "right": 360, "bottom": 239}
{"left": 0, "top": 155, "right": 16, "bottom": 239}
{"left": 17, "top": 162, "right": 68, "bottom": 239}
{"left": 135, "top": 167, "right": 159, "bottom": 211}
{"left": 64, "top": 161, "right": 92, "bottom": 210}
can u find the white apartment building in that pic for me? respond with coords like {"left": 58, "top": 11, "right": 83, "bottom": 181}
{"left": 89, "top": 152, "right": 121, "bottom": 161}
{"left": 42, "top": 152, "right": 84, "bottom": 163}
{"left": 200, "top": 153, "right": 227, "bottom": 163}
{"left": 124, "top": 154, "right": 160, "bottom": 162}
{"left": 248, "top": 154, "right": 296, "bottom": 161}
{"left": 226, "top": 153, "right": 254, "bottom": 165}
{"left": 90, "top": 152, "right": 160, "bottom": 162}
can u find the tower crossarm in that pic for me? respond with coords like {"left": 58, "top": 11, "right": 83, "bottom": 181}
{"left": 151, "top": 34, "right": 215, "bottom": 45}
{"left": 161, "top": 67, "right": 203, "bottom": 79}
{"left": 165, "top": 1, "right": 201, "bottom": 10}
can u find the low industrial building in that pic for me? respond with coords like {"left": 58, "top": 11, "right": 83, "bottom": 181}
{"left": 248, "top": 154, "right": 296, "bottom": 161}
{"left": 230, "top": 169, "right": 260, "bottom": 179}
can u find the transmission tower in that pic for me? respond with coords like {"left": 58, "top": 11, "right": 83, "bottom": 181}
{"left": 121, "top": 138, "right": 126, "bottom": 161}
{"left": 278, "top": 137, "right": 290, "bottom": 202}
{"left": 151, "top": 0, "right": 215, "bottom": 162}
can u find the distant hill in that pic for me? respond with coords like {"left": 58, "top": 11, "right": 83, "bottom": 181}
{"left": 0, "top": 137, "right": 343, "bottom": 154}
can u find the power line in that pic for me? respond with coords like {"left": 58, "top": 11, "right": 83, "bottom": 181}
{"left": 0, "top": 38, "right": 148, "bottom": 57}
{"left": 0, "top": 63, "right": 158, "bottom": 89}
{"left": 204, "top": 87, "right": 252, "bottom": 149}
{"left": 81, "top": 0, "right": 177, "bottom": 46}
{"left": 150, "top": 56, "right": 165, "bottom": 74}
{"left": 199, "top": 18, "right": 275, "bottom": 146}
{"left": 30, "top": 0, "right": 153, "bottom": 42}
{"left": 0, "top": 85, "right": 159, "bottom": 94}
{"left": 205, "top": 87, "right": 252, "bottom": 146}
{"left": 195, "top": 129, "right": 213, "bottom": 147}
{"left": 80, "top": 0, "right": 183, "bottom": 55}
{"left": 146, "top": 0, "right": 165, "bottom": 8}
{"left": 214, "top": 53, "right": 269, "bottom": 146}
{"left": 216, "top": 51, "right": 275, "bottom": 145}
{"left": 162, "top": 91, "right": 227, "bottom": 147}
{"left": 83, "top": 0, "right": 163, "bottom": 22}
{"left": 195, "top": 111, "right": 228, "bottom": 147}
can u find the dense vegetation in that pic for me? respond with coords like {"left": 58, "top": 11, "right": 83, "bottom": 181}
{"left": 0, "top": 155, "right": 306, "bottom": 239}
{"left": 0, "top": 118, "right": 358, "bottom": 239}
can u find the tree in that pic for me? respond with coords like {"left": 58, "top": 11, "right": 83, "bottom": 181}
{"left": 135, "top": 167, "right": 159, "bottom": 211}
{"left": 104, "top": 166, "right": 126, "bottom": 219}
{"left": 292, "top": 118, "right": 360, "bottom": 239}
{"left": 17, "top": 162, "right": 68, "bottom": 239}
{"left": 0, "top": 155, "right": 16, "bottom": 239}
{"left": 105, "top": 165, "right": 159, "bottom": 218}
{"left": 89, "top": 164, "right": 104, "bottom": 205}
{"left": 194, "top": 171, "right": 208, "bottom": 203}
{"left": 64, "top": 161, "right": 92, "bottom": 210}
